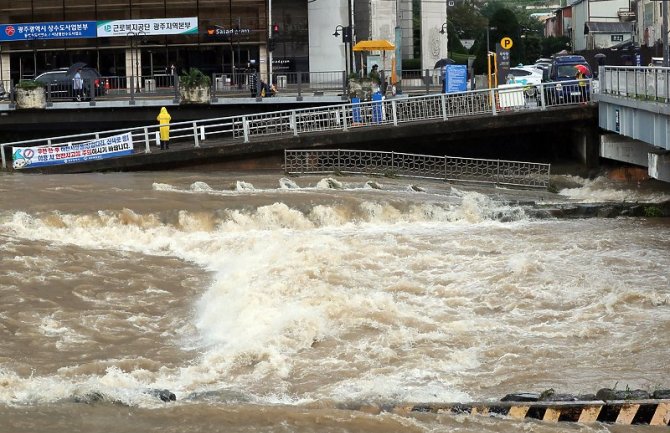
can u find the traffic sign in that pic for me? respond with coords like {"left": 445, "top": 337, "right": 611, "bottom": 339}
{"left": 500, "top": 37, "right": 513, "bottom": 50}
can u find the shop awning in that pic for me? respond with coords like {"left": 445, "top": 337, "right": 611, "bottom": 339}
{"left": 352, "top": 40, "right": 395, "bottom": 51}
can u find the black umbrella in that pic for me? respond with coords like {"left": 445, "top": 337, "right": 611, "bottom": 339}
{"left": 66, "top": 62, "right": 87, "bottom": 77}
{"left": 434, "top": 58, "right": 455, "bottom": 69}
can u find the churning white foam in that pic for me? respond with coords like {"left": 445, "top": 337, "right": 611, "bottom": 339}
{"left": 0, "top": 182, "right": 537, "bottom": 406}
{"left": 558, "top": 176, "right": 670, "bottom": 203}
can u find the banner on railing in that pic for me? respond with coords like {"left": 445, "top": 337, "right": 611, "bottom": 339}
{"left": 12, "top": 132, "right": 133, "bottom": 170}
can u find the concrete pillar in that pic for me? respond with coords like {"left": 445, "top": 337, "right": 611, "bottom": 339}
{"left": 573, "top": 126, "right": 600, "bottom": 168}
{"left": 125, "top": 48, "right": 142, "bottom": 93}
{"left": 0, "top": 53, "right": 9, "bottom": 86}
{"left": 308, "top": 0, "right": 349, "bottom": 74}
{"left": 258, "top": 46, "right": 268, "bottom": 83}
{"left": 367, "top": 0, "right": 397, "bottom": 75}
{"left": 649, "top": 152, "right": 670, "bottom": 181}
{"left": 600, "top": 133, "right": 653, "bottom": 167}
{"left": 420, "top": 0, "right": 447, "bottom": 72}
{"left": 369, "top": 0, "right": 396, "bottom": 41}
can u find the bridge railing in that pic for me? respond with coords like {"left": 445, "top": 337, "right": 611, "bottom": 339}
{"left": 284, "top": 149, "right": 551, "bottom": 189}
{"left": 1, "top": 84, "right": 590, "bottom": 171}
{"left": 599, "top": 65, "right": 670, "bottom": 102}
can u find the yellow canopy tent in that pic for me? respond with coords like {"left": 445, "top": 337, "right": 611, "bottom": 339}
{"left": 352, "top": 40, "right": 395, "bottom": 52}
{"left": 352, "top": 40, "right": 396, "bottom": 81}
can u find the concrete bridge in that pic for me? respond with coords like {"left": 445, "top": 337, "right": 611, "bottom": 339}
{"left": 597, "top": 65, "right": 670, "bottom": 182}
{"left": 1, "top": 84, "right": 599, "bottom": 177}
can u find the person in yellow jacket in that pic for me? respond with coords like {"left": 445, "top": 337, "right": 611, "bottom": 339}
{"left": 157, "top": 106, "right": 171, "bottom": 150}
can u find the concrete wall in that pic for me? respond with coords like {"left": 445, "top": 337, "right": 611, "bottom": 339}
{"left": 591, "top": 33, "right": 633, "bottom": 49}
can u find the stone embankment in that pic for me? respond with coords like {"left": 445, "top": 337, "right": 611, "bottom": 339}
{"left": 529, "top": 201, "right": 670, "bottom": 218}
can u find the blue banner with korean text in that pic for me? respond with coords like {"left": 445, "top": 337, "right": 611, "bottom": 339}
{"left": 0, "top": 21, "right": 97, "bottom": 41}
{"left": 12, "top": 132, "right": 134, "bottom": 170}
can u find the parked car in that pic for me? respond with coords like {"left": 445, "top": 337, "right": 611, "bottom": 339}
{"left": 534, "top": 58, "right": 552, "bottom": 72}
{"left": 35, "top": 67, "right": 106, "bottom": 100}
{"left": 507, "top": 66, "right": 543, "bottom": 86}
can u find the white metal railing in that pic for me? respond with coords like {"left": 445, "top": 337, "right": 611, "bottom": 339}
{"left": 284, "top": 149, "right": 552, "bottom": 188}
{"left": 0, "top": 82, "right": 593, "bottom": 171}
{"left": 599, "top": 65, "right": 670, "bottom": 102}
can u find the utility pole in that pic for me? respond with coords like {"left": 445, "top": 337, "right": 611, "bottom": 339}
{"left": 445, "top": 0, "right": 449, "bottom": 62}
{"left": 663, "top": 0, "right": 669, "bottom": 67}
{"left": 348, "top": 0, "right": 353, "bottom": 75}
{"left": 268, "top": 0, "right": 272, "bottom": 85}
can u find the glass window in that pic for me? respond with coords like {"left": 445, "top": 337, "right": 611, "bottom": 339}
{"left": 64, "top": 0, "right": 96, "bottom": 21}
{"left": 97, "top": 0, "right": 133, "bottom": 20}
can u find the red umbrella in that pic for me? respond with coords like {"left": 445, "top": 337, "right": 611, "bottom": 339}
{"left": 575, "top": 64, "right": 589, "bottom": 75}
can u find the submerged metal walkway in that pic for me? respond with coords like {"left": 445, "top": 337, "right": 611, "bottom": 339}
{"left": 284, "top": 149, "right": 551, "bottom": 189}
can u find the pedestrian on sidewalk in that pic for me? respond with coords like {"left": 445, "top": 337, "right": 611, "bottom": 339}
{"left": 73, "top": 68, "right": 83, "bottom": 101}
{"left": 157, "top": 106, "right": 171, "bottom": 150}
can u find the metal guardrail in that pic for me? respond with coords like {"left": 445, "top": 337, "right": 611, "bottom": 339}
{"left": 0, "top": 83, "right": 591, "bottom": 174}
{"left": 0, "top": 69, "right": 595, "bottom": 105}
{"left": 284, "top": 149, "right": 551, "bottom": 188}
{"left": 599, "top": 65, "right": 670, "bottom": 102}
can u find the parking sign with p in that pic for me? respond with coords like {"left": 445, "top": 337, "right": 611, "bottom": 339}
{"left": 500, "top": 37, "right": 513, "bottom": 50}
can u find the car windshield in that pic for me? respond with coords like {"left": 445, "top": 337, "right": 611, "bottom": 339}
{"left": 557, "top": 65, "right": 586, "bottom": 78}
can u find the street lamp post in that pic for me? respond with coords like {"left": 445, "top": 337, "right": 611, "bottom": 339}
{"left": 663, "top": 0, "right": 669, "bottom": 67}
{"left": 268, "top": 0, "right": 273, "bottom": 87}
{"left": 0, "top": 44, "right": 4, "bottom": 88}
{"left": 333, "top": 25, "right": 352, "bottom": 78}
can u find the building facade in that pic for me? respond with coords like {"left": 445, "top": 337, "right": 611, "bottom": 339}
{"left": 568, "top": 0, "right": 633, "bottom": 51}
{"left": 0, "top": 1, "right": 298, "bottom": 83}
{"left": 0, "top": 0, "right": 445, "bottom": 86}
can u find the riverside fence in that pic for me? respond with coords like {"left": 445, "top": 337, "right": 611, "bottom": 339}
{"left": 284, "top": 149, "right": 551, "bottom": 189}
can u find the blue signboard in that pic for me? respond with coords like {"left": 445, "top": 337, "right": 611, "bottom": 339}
{"left": 443, "top": 64, "right": 467, "bottom": 93}
{"left": 0, "top": 21, "right": 97, "bottom": 41}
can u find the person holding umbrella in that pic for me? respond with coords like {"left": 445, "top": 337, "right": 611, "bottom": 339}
{"left": 574, "top": 64, "right": 589, "bottom": 102}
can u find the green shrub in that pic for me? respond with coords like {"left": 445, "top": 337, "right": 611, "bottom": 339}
{"left": 643, "top": 205, "right": 663, "bottom": 217}
{"left": 16, "top": 80, "right": 45, "bottom": 90}
{"left": 179, "top": 68, "right": 211, "bottom": 90}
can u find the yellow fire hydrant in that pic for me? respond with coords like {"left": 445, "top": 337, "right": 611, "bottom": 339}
{"left": 157, "top": 106, "right": 171, "bottom": 150}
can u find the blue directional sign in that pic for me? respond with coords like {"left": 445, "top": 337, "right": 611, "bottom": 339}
{"left": 0, "top": 21, "right": 97, "bottom": 41}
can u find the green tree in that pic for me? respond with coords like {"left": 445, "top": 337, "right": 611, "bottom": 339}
{"left": 448, "top": 1, "right": 487, "bottom": 39}
{"left": 447, "top": 21, "right": 467, "bottom": 55}
{"left": 472, "top": 8, "right": 524, "bottom": 74}
{"left": 541, "top": 36, "right": 571, "bottom": 57}
{"left": 522, "top": 34, "right": 542, "bottom": 64}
